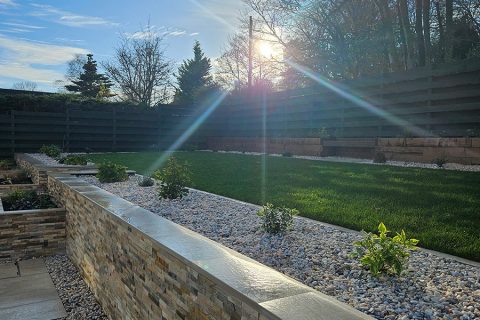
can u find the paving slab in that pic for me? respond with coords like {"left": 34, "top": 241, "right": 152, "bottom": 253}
{"left": 0, "top": 299, "right": 66, "bottom": 320}
{"left": 18, "top": 259, "right": 47, "bottom": 276}
{"left": 0, "top": 263, "right": 18, "bottom": 280}
{"left": 0, "top": 259, "right": 67, "bottom": 320}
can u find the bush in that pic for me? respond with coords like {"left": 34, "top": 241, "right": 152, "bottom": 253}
{"left": 433, "top": 155, "right": 447, "bottom": 168}
{"left": 373, "top": 152, "right": 387, "bottom": 163}
{"left": 352, "top": 222, "right": 419, "bottom": 277}
{"left": 39, "top": 144, "right": 61, "bottom": 158}
{"left": 0, "top": 159, "right": 14, "bottom": 170}
{"left": 282, "top": 152, "right": 293, "bottom": 157}
{"left": 138, "top": 176, "right": 155, "bottom": 187}
{"left": 153, "top": 157, "right": 191, "bottom": 199}
{"left": 257, "top": 203, "right": 299, "bottom": 234}
{"left": 96, "top": 162, "right": 128, "bottom": 183}
{"left": 2, "top": 190, "right": 56, "bottom": 211}
{"left": 58, "top": 154, "right": 88, "bottom": 165}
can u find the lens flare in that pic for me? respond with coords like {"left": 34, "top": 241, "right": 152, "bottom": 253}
{"left": 145, "top": 91, "right": 228, "bottom": 176}
{"left": 285, "top": 59, "right": 432, "bottom": 138}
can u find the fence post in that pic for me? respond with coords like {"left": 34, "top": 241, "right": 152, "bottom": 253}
{"left": 426, "top": 65, "right": 433, "bottom": 135}
{"left": 10, "top": 110, "right": 15, "bottom": 155}
{"left": 66, "top": 108, "right": 70, "bottom": 152}
{"left": 112, "top": 108, "right": 117, "bottom": 151}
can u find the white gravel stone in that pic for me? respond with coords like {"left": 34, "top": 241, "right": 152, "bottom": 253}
{"left": 206, "top": 150, "right": 480, "bottom": 172}
{"left": 82, "top": 175, "right": 480, "bottom": 320}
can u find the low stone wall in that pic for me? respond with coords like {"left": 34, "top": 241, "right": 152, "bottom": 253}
{"left": 0, "top": 184, "right": 40, "bottom": 196}
{"left": 206, "top": 137, "right": 480, "bottom": 164}
{"left": 15, "top": 153, "right": 48, "bottom": 185}
{"left": 48, "top": 172, "right": 370, "bottom": 320}
{"left": 0, "top": 208, "right": 66, "bottom": 260}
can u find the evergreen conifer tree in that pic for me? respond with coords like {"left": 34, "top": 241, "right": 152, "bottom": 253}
{"left": 65, "top": 54, "right": 114, "bottom": 98}
{"left": 174, "top": 41, "right": 216, "bottom": 105}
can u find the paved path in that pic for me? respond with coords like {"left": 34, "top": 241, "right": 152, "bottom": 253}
{"left": 0, "top": 259, "right": 66, "bottom": 320}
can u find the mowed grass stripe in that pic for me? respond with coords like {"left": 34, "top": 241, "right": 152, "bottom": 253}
{"left": 87, "top": 151, "right": 480, "bottom": 261}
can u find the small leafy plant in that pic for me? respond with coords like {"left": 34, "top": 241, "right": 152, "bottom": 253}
{"left": 138, "top": 175, "right": 155, "bottom": 187}
{"left": 0, "top": 159, "right": 14, "bottom": 170}
{"left": 58, "top": 154, "right": 88, "bottom": 165}
{"left": 2, "top": 190, "right": 56, "bottom": 211}
{"left": 352, "top": 223, "right": 419, "bottom": 277}
{"left": 257, "top": 203, "right": 299, "bottom": 234}
{"left": 433, "top": 155, "right": 447, "bottom": 168}
{"left": 373, "top": 152, "right": 387, "bottom": 164}
{"left": 153, "top": 157, "right": 191, "bottom": 199}
{"left": 39, "top": 144, "right": 62, "bottom": 158}
{"left": 96, "top": 162, "right": 128, "bottom": 183}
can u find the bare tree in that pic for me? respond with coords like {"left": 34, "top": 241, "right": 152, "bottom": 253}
{"left": 12, "top": 81, "right": 38, "bottom": 92}
{"left": 103, "top": 26, "right": 172, "bottom": 106}
{"left": 66, "top": 54, "right": 87, "bottom": 83}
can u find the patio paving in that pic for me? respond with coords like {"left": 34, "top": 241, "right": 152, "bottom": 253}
{"left": 0, "top": 259, "right": 66, "bottom": 320}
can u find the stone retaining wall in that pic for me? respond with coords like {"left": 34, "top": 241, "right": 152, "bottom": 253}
{"left": 48, "top": 172, "right": 370, "bottom": 320}
{"left": 206, "top": 137, "right": 480, "bottom": 164}
{"left": 0, "top": 208, "right": 66, "bottom": 260}
{"left": 14, "top": 153, "right": 48, "bottom": 185}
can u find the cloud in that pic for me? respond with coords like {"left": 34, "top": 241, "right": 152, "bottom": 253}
{"left": 125, "top": 25, "right": 189, "bottom": 39}
{"left": 0, "top": 35, "right": 89, "bottom": 84}
{"left": 190, "top": 32, "right": 199, "bottom": 36}
{"left": 0, "top": 63, "right": 63, "bottom": 84}
{"left": 0, "top": 0, "right": 16, "bottom": 6}
{"left": 2, "top": 22, "right": 45, "bottom": 29}
{"left": 0, "top": 28, "right": 33, "bottom": 33}
{"left": 167, "top": 30, "right": 187, "bottom": 37}
{"left": 29, "top": 4, "right": 118, "bottom": 27}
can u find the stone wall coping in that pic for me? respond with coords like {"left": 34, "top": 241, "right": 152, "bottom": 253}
{"left": 0, "top": 207, "right": 66, "bottom": 216}
{"left": 49, "top": 172, "right": 371, "bottom": 320}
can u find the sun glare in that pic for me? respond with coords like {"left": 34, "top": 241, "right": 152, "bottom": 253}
{"left": 258, "top": 41, "right": 274, "bottom": 58}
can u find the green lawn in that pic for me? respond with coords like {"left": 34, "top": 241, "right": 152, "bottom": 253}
{"left": 87, "top": 151, "right": 480, "bottom": 261}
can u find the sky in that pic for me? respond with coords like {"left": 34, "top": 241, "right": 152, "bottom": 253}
{"left": 0, "top": 0, "right": 246, "bottom": 92}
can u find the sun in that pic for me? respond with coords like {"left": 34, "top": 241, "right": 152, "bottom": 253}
{"left": 258, "top": 41, "right": 275, "bottom": 58}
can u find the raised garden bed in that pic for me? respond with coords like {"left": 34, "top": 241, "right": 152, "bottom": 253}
{"left": 82, "top": 174, "right": 480, "bottom": 320}
{"left": 0, "top": 190, "right": 56, "bottom": 212}
{"left": 0, "top": 170, "right": 33, "bottom": 185}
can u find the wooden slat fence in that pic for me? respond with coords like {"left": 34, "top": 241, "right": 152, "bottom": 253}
{"left": 205, "top": 59, "right": 480, "bottom": 140}
{"left": 1, "top": 59, "right": 479, "bottom": 157}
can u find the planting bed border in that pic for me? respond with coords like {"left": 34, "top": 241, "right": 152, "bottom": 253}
{"left": 0, "top": 207, "right": 66, "bottom": 260}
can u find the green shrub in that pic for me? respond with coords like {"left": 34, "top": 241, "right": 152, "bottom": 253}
{"left": 0, "top": 159, "right": 14, "bottom": 170}
{"left": 433, "top": 155, "right": 447, "bottom": 168}
{"left": 282, "top": 152, "right": 293, "bottom": 157}
{"left": 373, "top": 152, "right": 387, "bottom": 164}
{"left": 138, "top": 176, "right": 155, "bottom": 187}
{"left": 153, "top": 157, "right": 191, "bottom": 199}
{"left": 2, "top": 190, "right": 56, "bottom": 211}
{"left": 352, "top": 222, "right": 419, "bottom": 277}
{"left": 58, "top": 154, "right": 88, "bottom": 165}
{"left": 96, "top": 162, "right": 128, "bottom": 183}
{"left": 39, "top": 144, "right": 61, "bottom": 158}
{"left": 257, "top": 203, "right": 298, "bottom": 234}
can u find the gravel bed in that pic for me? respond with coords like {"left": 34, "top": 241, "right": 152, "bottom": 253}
{"left": 45, "top": 255, "right": 107, "bottom": 320}
{"left": 202, "top": 150, "right": 480, "bottom": 172}
{"left": 82, "top": 175, "right": 480, "bottom": 320}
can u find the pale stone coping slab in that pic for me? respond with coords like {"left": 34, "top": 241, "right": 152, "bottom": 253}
{"left": 50, "top": 172, "right": 372, "bottom": 320}
{"left": 0, "top": 207, "right": 66, "bottom": 216}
